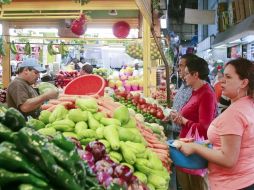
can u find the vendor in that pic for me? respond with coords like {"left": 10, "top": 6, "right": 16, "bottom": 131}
{"left": 80, "top": 64, "right": 93, "bottom": 76}
{"left": 6, "top": 58, "right": 59, "bottom": 119}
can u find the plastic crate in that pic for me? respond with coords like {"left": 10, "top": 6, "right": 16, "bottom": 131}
{"left": 64, "top": 74, "right": 106, "bottom": 96}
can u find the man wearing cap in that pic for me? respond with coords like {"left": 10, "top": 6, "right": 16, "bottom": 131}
{"left": 6, "top": 58, "right": 58, "bottom": 119}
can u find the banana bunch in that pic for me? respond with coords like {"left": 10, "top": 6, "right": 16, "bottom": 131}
{"left": 0, "top": 36, "right": 6, "bottom": 56}
{"left": 10, "top": 41, "right": 18, "bottom": 54}
{"left": 0, "top": 0, "right": 12, "bottom": 4}
{"left": 24, "top": 42, "right": 31, "bottom": 55}
{"left": 47, "top": 41, "right": 59, "bottom": 56}
{"left": 58, "top": 42, "right": 69, "bottom": 56}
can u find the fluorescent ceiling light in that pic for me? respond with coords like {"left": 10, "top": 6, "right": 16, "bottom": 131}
{"left": 229, "top": 39, "right": 241, "bottom": 44}
{"left": 214, "top": 44, "right": 227, "bottom": 48}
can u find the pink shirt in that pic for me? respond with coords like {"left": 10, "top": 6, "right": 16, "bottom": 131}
{"left": 207, "top": 96, "right": 254, "bottom": 190}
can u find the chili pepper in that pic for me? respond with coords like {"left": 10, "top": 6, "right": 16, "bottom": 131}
{"left": 0, "top": 168, "right": 48, "bottom": 188}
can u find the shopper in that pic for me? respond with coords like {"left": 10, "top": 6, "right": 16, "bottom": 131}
{"left": 170, "top": 53, "right": 198, "bottom": 139}
{"left": 6, "top": 58, "right": 58, "bottom": 119}
{"left": 174, "top": 58, "right": 254, "bottom": 190}
{"left": 80, "top": 64, "right": 93, "bottom": 76}
{"left": 170, "top": 56, "right": 217, "bottom": 190}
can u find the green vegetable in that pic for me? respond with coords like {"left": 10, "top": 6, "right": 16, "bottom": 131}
{"left": 68, "top": 109, "right": 88, "bottom": 122}
{"left": 52, "top": 133, "right": 75, "bottom": 152}
{"left": 37, "top": 127, "right": 56, "bottom": 137}
{"left": 147, "top": 174, "right": 167, "bottom": 189}
{"left": 27, "top": 119, "right": 45, "bottom": 130}
{"left": 120, "top": 141, "right": 136, "bottom": 165}
{"left": 87, "top": 112, "right": 100, "bottom": 130}
{"left": 52, "top": 119, "right": 75, "bottom": 132}
{"left": 63, "top": 132, "right": 79, "bottom": 139}
{"left": 38, "top": 82, "right": 57, "bottom": 95}
{"left": 38, "top": 110, "right": 51, "bottom": 124}
{"left": 103, "top": 125, "right": 120, "bottom": 150}
{"left": 134, "top": 172, "right": 147, "bottom": 183}
{"left": 0, "top": 123, "right": 13, "bottom": 142}
{"left": 77, "top": 129, "right": 96, "bottom": 139}
{"left": 147, "top": 183, "right": 155, "bottom": 190}
{"left": 93, "top": 112, "right": 105, "bottom": 121}
{"left": 48, "top": 105, "right": 68, "bottom": 123}
{"left": 98, "top": 139, "right": 110, "bottom": 150}
{"left": 96, "top": 127, "right": 104, "bottom": 139}
{"left": 80, "top": 138, "right": 96, "bottom": 146}
{"left": 75, "top": 98, "right": 98, "bottom": 113}
{"left": 148, "top": 150, "right": 163, "bottom": 170}
{"left": 0, "top": 168, "right": 47, "bottom": 187}
{"left": 75, "top": 121, "right": 88, "bottom": 134}
{"left": 125, "top": 141, "right": 146, "bottom": 154}
{"left": 18, "top": 184, "right": 48, "bottom": 190}
{"left": 2, "top": 107, "right": 26, "bottom": 131}
{"left": 113, "top": 106, "right": 130, "bottom": 124}
{"left": 0, "top": 145, "right": 46, "bottom": 180}
{"left": 100, "top": 117, "right": 121, "bottom": 126}
{"left": 122, "top": 117, "right": 136, "bottom": 128}
{"left": 109, "top": 151, "right": 122, "bottom": 162}
{"left": 118, "top": 128, "right": 135, "bottom": 142}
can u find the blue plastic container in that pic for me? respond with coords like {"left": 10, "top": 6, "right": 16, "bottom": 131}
{"left": 168, "top": 140, "right": 209, "bottom": 169}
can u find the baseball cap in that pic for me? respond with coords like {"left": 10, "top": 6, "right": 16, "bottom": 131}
{"left": 19, "top": 58, "right": 46, "bottom": 72}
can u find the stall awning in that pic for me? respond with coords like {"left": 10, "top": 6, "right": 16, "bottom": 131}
{"left": 212, "top": 15, "right": 254, "bottom": 47}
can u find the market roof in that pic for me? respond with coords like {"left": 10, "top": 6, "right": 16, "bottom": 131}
{"left": 212, "top": 15, "right": 254, "bottom": 47}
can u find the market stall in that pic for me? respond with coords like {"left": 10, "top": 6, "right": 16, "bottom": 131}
{"left": 0, "top": 0, "right": 172, "bottom": 189}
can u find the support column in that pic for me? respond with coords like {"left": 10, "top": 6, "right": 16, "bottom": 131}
{"left": 142, "top": 17, "right": 151, "bottom": 97}
{"left": 2, "top": 21, "right": 11, "bottom": 88}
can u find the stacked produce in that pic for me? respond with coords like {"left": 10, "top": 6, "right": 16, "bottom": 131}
{"left": 113, "top": 91, "right": 166, "bottom": 124}
{"left": 93, "top": 68, "right": 111, "bottom": 79}
{"left": 0, "top": 106, "right": 104, "bottom": 190}
{"left": 125, "top": 42, "right": 161, "bottom": 60}
{"left": 38, "top": 95, "right": 170, "bottom": 190}
{"left": 54, "top": 70, "right": 79, "bottom": 88}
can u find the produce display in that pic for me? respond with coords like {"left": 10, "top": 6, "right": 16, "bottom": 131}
{"left": 125, "top": 42, "right": 161, "bottom": 60}
{"left": 108, "top": 67, "right": 143, "bottom": 92}
{"left": 0, "top": 106, "right": 104, "bottom": 190}
{"left": 113, "top": 91, "right": 166, "bottom": 124}
{"left": 54, "top": 70, "right": 79, "bottom": 88}
{"left": 93, "top": 68, "right": 111, "bottom": 79}
{"left": 38, "top": 94, "right": 171, "bottom": 190}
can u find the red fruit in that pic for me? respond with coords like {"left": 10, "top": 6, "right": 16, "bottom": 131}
{"left": 156, "top": 111, "right": 164, "bottom": 119}
{"left": 133, "top": 93, "right": 140, "bottom": 101}
{"left": 138, "top": 98, "right": 146, "bottom": 105}
{"left": 149, "top": 108, "right": 156, "bottom": 115}
{"left": 126, "top": 93, "right": 133, "bottom": 100}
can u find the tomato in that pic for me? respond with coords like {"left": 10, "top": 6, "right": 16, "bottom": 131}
{"left": 133, "top": 93, "right": 140, "bottom": 101}
{"left": 126, "top": 93, "right": 133, "bottom": 100}
{"left": 156, "top": 111, "right": 164, "bottom": 119}
{"left": 138, "top": 98, "right": 146, "bottom": 105}
{"left": 149, "top": 108, "right": 156, "bottom": 115}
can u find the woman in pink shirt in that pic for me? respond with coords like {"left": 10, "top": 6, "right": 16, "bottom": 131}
{"left": 174, "top": 58, "right": 254, "bottom": 190}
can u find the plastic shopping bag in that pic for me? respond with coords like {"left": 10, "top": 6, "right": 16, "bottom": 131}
{"left": 178, "top": 127, "right": 207, "bottom": 177}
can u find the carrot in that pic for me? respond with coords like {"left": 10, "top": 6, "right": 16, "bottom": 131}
{"left": 46, "top": 105, "right": 57, "bottom": 112}
{"left": 58, "top": 97, "right": 76, "bottom": 103}
{"left": 41, "top": 104, "right": 54, "bottom": 110}
{"left": 48, "top": 99, "right": 62, "bottom": 105}
{"left": 151, "top": 143, "right": 169, "bottom": 150}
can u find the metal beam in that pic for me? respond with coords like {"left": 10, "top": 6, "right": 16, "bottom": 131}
{"left": 1, "top": 0, "right": 138, "bottom": 11}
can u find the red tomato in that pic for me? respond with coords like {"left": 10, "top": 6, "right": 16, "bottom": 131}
{"left": 156, "top": 111, "right": 164, "bottom": 119}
